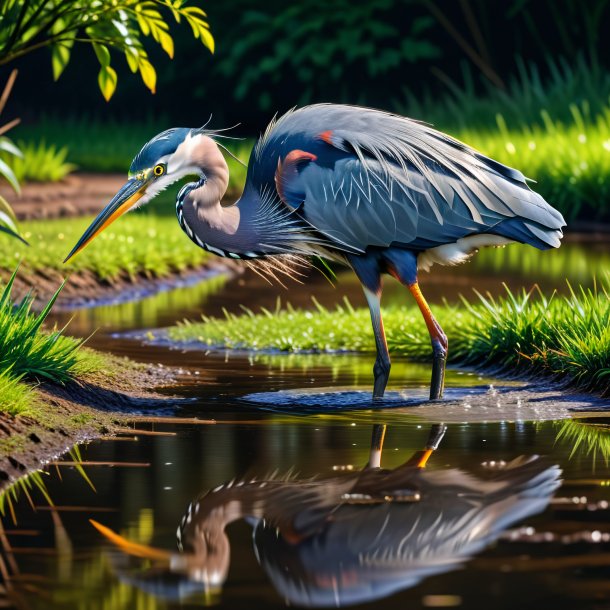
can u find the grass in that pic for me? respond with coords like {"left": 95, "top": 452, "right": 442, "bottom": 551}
{"left": 166, "top": 282, "right": 610, "bottom": 396}
{"left": 0, "top": 270, "right": 103, "bottom": 416}
{"left": 403, "top": 55, "right": 610, "bottom": 130}
{"left": 0, "top": 213, "right": 210, "bottom": 282}
{"left": 6, "top": 140, "right": 76, "bottom": 182}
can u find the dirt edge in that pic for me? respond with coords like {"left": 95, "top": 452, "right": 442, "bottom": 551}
{"left": 0, "top": 354, "right": 178, "bottom": 493}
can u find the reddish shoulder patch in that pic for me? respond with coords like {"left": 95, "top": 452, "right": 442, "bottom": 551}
{"left": 284, "top": 149, "right": 317, "bottom": 166}
{"left": 318, "top": 130, "right": 334, "bottom": 145}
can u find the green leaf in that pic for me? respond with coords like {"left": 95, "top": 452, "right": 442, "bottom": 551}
{"left": 98, "top": 64, "right": 118, "bottom": 101}
{"left": 158, "top": 29, "right": 174, "bottom": 58}
{"left": 0, "top": 137, "right": 21, "bottom": 158}
{"left": 92, "top": 42, "right": 111, "bottom": 67}
{"left": 50, "top": 30, "right": 76, "bottom": 80}
{"left": 0, "top": 158, "right": 20, "bottom": 193}
{"left": 138, "top": 56, "right": 156, "bottom": 93}
{"left": 0, "top": 195, "right": 25, "bottom": 243}
{"left": 124, "top": 47, "right": 139, "bottom": 73}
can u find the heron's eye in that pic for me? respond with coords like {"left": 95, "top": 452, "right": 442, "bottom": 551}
{"left": 153, "top": 164, "right": 165, "bottom": 177}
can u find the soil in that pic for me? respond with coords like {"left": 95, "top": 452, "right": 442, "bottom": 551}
{"left": 0, "top": 355, "right": 180, "bottom": 492}
{"left": 2, "top": 173, "right": 126, "bottom": 221}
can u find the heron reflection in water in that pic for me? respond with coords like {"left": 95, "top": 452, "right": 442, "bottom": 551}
{"left": 92, "top": 424, "right": 560, "bottom": 606}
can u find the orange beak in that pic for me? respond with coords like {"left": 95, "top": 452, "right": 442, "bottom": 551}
{"left": 64, "top": 177, "right": 149, "bottom": 263}
{"left": 90, "top": 519, "right": 171, "bottom": 561}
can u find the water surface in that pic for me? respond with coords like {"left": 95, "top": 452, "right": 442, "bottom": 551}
{"left": 4, "top": 237, "right": 610, "bottom": 609}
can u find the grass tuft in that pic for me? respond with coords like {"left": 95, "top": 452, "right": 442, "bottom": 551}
{"left": 2, "top": 140, "right": 76, "bottom": 183}
{"left": 0, "top": 269, "right": 83, "bottom": 384}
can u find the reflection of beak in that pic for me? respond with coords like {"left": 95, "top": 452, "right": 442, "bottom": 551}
{"left": 90, "top": 519, "right": 171, "bottom": 562}
{"left": 64, "top": 177, "right": 149, "bottom": 262}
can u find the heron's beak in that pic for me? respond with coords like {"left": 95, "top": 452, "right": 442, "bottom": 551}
{"left": 90, "top": 519, "right": 171, "bottom": 562}
{"left": 64, "top": 177, "right": 149, "bottom": 263}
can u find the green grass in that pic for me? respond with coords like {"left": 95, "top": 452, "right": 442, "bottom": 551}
{"left": 403, "top": 55, "right": 610, "bottom": 131}
{"left": 1, "top": 140, "right": 76, "bottom": 183}
{"left": 0, "top": 270, "right": 104, "bottom": 416}
{"left": 0, "top": 213, "right": 209, "bottom": 282}
{"left": 166, "top": 283, "right": 610, "bottom": 396}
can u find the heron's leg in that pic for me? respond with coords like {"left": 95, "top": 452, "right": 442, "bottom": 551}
{"left": 367, "top": 423, "right": 387, "bottom": 469}
{"left": 404, "top": 423, "right": 447, "bottom": 468}
{"left": 408, "top": 283, "right": 448, "bottom": 400}
{"left": 348, "top": 255, "right": 390, "bottom": 399}
{"left": 363, "top": 287, "right": 391, "bottom": 399}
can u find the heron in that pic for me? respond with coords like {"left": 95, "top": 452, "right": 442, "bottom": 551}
{"left": 90, "top": 424, "right": 561, "bottom": 606}
{"left": 65, "top": 104, "right": 566, "bottom": 400}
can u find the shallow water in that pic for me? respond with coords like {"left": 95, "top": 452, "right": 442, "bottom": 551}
{"left": 4, "top": 238, "right": 610, "bottom": 609}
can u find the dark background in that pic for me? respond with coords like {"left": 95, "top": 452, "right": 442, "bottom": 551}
{"left": 6, "top": 0, "right": 610, "bottom": 133}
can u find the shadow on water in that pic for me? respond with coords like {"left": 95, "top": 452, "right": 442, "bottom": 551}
{"left": 3, "top": 237, "right": 609, "bottom": 608}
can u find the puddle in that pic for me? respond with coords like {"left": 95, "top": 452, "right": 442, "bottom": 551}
{"left": 5, "top": 237, "right": 609, "bottom": 608}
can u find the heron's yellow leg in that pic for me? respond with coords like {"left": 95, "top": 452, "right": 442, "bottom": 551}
{"left": 408, "top": 282, "right": 448, "bottom": 400}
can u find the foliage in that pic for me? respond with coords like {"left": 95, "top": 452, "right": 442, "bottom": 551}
{"left": 0, "top": 269, "right": 84, "bottom": 384}
{"left": 216, "top": 0, "right": 440, "bottom": 111}
{"left": 0, "top": 469, "right": 52, "bottom": 524}
{"left": 166, "top": 282, "right": 610, "bottom": 396}
{"left": 0, "top": 214, "right": 210, "bottom": 281}
{"left": 2, "top": 140, "right": 76, "bottom": 183}
{"left": 403, "top": 55, "right": 610, "bottom": 130}
{"left": 0, "top": 368, "right": 34, "bottom": 416}
{"left": 0, "top": 0, "right": 214, "bottom": 100}
{"left": 0, "top": 70, "right": 25, "bottom": 243}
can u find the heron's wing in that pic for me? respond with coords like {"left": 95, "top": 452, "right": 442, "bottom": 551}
{"left": 266, "top": 104, "right": 565, "bottom": 252}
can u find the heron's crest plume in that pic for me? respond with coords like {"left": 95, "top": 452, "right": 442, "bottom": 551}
{"left": 129, "top": 124, "right": 245, "bottom": 175}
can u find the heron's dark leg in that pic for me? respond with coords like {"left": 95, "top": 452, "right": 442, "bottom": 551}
{"left": 408, "top": 282, "right": 448, "bottom": 400}
{"left": 364, "top": 287, "right": 391, "bottom": 398}
{"left": 348, "top": 254, "right": 390, "bottom": 399}
{"left": 404, "top": 423, "right": 447, "bottom": 468}
{"left": 367, "top": 423, "right": 387, "bottom": 469}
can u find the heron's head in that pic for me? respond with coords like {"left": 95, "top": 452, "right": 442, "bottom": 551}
{"left": 64, "top": 127, "right": 227, "bottom": 262}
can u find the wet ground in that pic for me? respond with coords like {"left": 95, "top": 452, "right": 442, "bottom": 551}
{"left": 3, "top": 239, "right": 610, "bottom": 609}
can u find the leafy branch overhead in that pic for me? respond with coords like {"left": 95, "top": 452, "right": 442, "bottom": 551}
{"left": 0, "top": 1, "right": 214, "bottom": 101}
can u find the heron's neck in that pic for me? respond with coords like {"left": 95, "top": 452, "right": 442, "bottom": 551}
{"left": 175, "top": 136, "right": 265, "bottom": 259}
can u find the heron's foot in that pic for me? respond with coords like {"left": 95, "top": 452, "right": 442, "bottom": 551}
{"left": 372, "top": 358, "right": 391, "bottom": 399}
{"left": 429, "top": 337, "right": 447, "bottom": 401}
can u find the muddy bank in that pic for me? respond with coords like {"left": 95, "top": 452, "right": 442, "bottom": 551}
{"left": 2, "top": 173, "right": 126, "bottom": 220}
{"left": 0, "top": 354, "right": 181, "bottom": 493}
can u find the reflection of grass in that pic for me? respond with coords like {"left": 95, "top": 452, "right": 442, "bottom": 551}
{"left": 555, "top": 420, "right": 610, "bottom": 465}
{"left": 67, "top": 273, "right": 227, "bottom": 333}
{"left": 0, "top": 214, "right": 209, "bottom": 282}
{"left": 168, "top": 283, "right": 610, "bottom": 395}
{"left": 0, "top": 469, "right": 52, "bottom": 524}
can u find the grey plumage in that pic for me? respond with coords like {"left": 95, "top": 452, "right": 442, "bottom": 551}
{"left": 254, "top": 104, "right": 564, "bottom": 253}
